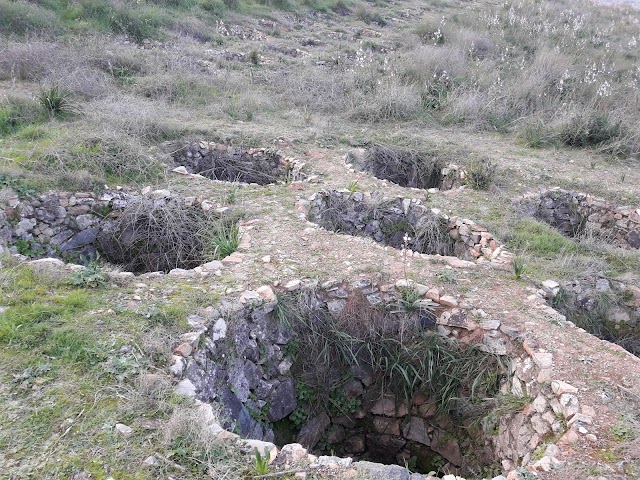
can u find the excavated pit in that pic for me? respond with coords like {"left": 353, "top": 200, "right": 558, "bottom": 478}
{"left": 346, "top": 145, "right": 464, "bottom": 191}
{"left": 540, "top": 276, "right": 640, "bottom": 358}
{"left": 525, "top": 189, "right": 640, "bottom": 249}
{"left": 306, "top": 190, "right": 501, "bottom": 262}
{"left": 173, "top": 142, "right": 302, "bottom": 185}
{"left": 182, "top": 281, "right": 570, "bottom": 477}
{"left": 0, "top": 189, "right": 238, "bottom": 274}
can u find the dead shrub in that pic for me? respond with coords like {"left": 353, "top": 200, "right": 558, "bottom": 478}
{"left": 0, "top": 41, "right": 68, "bottom": 81}
{"left": 140, "top": 326, "right": 180, "bottom": 365}
{"left": 350, "top": 80, "right": 422, "bottom": 122}
{"left": 98, "top": 197, "right": 211, "bottom": 273}
{"left": 363, "top": 144, "right": 445, "bottom": 189}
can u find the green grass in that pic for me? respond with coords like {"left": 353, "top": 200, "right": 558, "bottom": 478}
{"left": 0, "top": 98, "right": 46, "bottom": 138}
{"left": 505, "top": 219, "right": 576, "bottom": 257}
{"left": 205, "top": 219, "right": 240, "bottom": 260}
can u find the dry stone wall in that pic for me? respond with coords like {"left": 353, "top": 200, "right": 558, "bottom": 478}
{"left": 0, "top": 188, "right": 231, "bottom": 274}
{"left": 0, "top": 189, "right": 132, "bottom": 260}
{"left": 172, "top": 280, "right": 587, "bottom": 479}
{"left": 306, "top": 190, "right": 506, "bottom": 263}
{"left": 522, "top": 188, "right": 640, "bottom": 249}
{"left": 173, "top": 141, "right": 303, "bottom": 185}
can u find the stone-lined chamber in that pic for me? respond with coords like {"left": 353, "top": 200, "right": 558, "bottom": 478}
{"left": 172, "top": 141, "right": 304, "bottom": 185}
{"left": 520, "top": 188, "right": 640, "bottom": 249}
{"left": 305, "top": 190, "right": 505, "bottom": 263}
{"left": 346, "top": 146, "right": 466, "bottom": 191}
{"left": 173, "top": 280, "right": 584, "bottom": 478}
{"left": 0, "top": 188, "right": 235, "bottom": 274}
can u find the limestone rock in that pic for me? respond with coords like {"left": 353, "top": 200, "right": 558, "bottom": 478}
{"left": 552, "top": 380, "right": 578, "bottom": 395}
{"left": 115, "top": 423, "right": 133, "bottom": 436}
{"left": 243, "top": 439, "right": 278, "bottom": 464}
{"left": 353, "top": 461, "right": 410, "bottom": 480}
{"left": 297, "top": 412, "right": 330, "bottom": 448}
{"left": 175, "top": 379, "right": 197, "bottom": 397}
{"left": 268, "top": 379, "right": 296, "bottom": 422}
{"left": 276, "top": 443, "right": 308, "bottom": 465}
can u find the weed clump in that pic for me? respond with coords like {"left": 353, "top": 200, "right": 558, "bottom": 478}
{"left": 464, "top": 158, "right": 497, "bottom": 190}
{"left": 38, "top": 86, "right": 78, "bottom": 117}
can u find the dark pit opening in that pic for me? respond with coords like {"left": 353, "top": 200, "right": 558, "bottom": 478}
{"left": 533, "top": 189, "right": 640, "bottom": 249}
{"left": 307, "top": 190, "right": 501, "bottom": 262}
{"left": 543, "top": 277, "right": 640, "bottom": 358}
{"left": 173, "top": 142, "right": 298, "bottom": 185}
{"left": 188, "top": 286, "right": 515, "bottom": 476}
{"left": 347, "top": 145, "right": 462, "bottom": 191}
{"left": 97, "top": 197, "right": 239, "bottom": 274}
{"left": 3, "top": 190, "right": 239, "bottom": 274}
{"left": 307, "top": 190, "right": 454, "bottom": 256}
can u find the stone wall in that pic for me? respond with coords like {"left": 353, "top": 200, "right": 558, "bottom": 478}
{"left": 345, "top": 147, "right": 466, "bottom": 191}
{"left": 306, "top": 190, "right": 505, "bottom": 262}
{"left": 0, "top": 188, "right": 227, "bottom": 274}
{"left": 0, "top": 189, "right": 132, "bottom": 260}
{"left": 173, "top": 141, "right": 303, "bottom": 185}
{"left": 539, "top": 277, "right": 640, "bottom": 356}
{"left": 522, "top": 188, "right": 640, "bottom": 249}
{"left": 173, "top": 279, "right": 584, "bottom": 478}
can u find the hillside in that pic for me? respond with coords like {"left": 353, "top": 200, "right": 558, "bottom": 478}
{"left": 1, "top": 0, "right": 640, "bottom": 479}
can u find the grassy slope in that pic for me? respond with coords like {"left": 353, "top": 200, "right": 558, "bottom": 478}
{"left": 1, "top": 0, "right": 640, "bottom": 478}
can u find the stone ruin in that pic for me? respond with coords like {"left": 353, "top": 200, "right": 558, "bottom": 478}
{"left": 346, "top": 146, "right": 466, "bottom": 191}
{"left": 0, "top": 188, "right": 236, "bottom": 274}
{"left": 305, "top": 190, "right": 506, "bottom": 263}
{"left": 172, "top": 280, "right": 589, "bottom": 479}
{"left": 172, "top": 141, "right": 304, "bottom": 185}
{"left": 539, "top": 276, "right": 640, "bottom": 357}
{"left": 521, "top": 188, "right": 640, "bottom": 249}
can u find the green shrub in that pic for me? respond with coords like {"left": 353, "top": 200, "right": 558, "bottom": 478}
{"left": 199, "top": 0, "right": 227, "bottom": 15}
{"left": 0, "top": 174, "right": 39, "bottom": 198}
{"left": 560, "top": 113, "right": 623, "bottom": 148}
{"left": 109, "top": 5, "right": 170, "bottom": 42}
{"left": 464, "top": 158, "right": 497, "bottom": 190}
{"left": 70, "top": 257, "right": 109, "bottom": 288}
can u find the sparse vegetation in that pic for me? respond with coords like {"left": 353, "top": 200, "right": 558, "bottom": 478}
{"left": 2, "top": 0, "right": 640, "bottom": 477}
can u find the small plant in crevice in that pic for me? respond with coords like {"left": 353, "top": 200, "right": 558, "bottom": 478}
{"left": 12, "top": 239, "right": 45, "bottom": 258}
{"left": 70, "top": 255, "right": 109, "bottom": 288}
{"left": 513, "top": 256, "right": 526, "bottom": 280}
{"left": 328, "top": 388, "right": 361, "bottom": 416}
